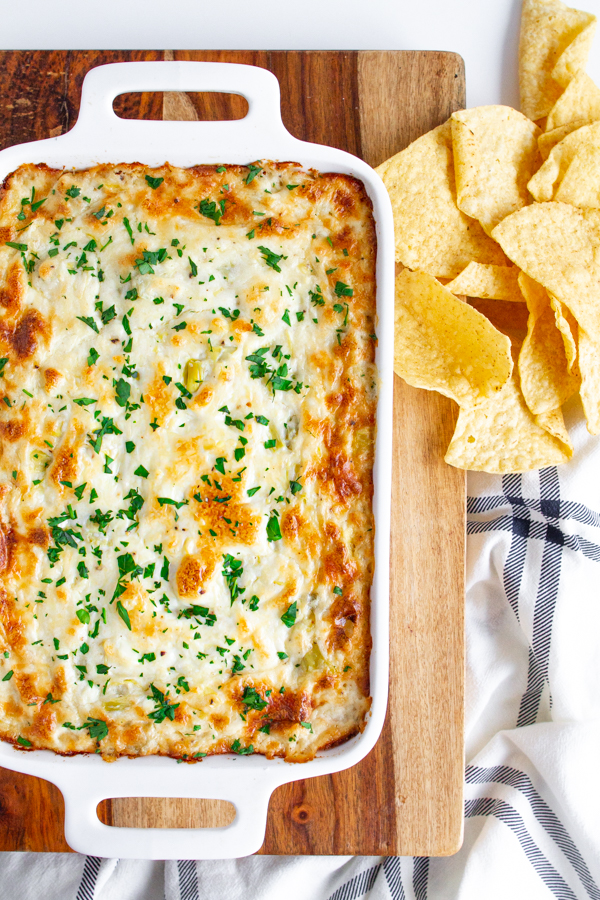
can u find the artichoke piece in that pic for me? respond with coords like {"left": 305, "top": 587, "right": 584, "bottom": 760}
{"left": 183, "top": 359, "right": 202, "bottom": 393}
{"left": 301, "top": 640, "right": 324, "bottom": 672}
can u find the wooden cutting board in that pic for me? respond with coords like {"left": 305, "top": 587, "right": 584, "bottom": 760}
{"left": 0, "top": 49, "right": 465, "bottom": 857}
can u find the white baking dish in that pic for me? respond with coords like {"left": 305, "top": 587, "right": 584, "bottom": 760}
{"left": 0, "top": 61, "right": 394, "bottom": 860}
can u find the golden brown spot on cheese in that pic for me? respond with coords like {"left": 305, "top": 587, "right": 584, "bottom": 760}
{"left": 192, "top": 384, "right": 213, "bottom": 408}
{"left": 13, "top": 671, "right": 40, "bottom": 705}
{"left": 176, "top": 552, "right": 217, "bottom": 598}
{"left": 191, "top": 498, "right": 258, "bottom": 546}
{"left": 29, "top": 704, "right": 57, "bottom": 741}
{"left": 0, "top": 261, "right": 24, "bottom": 315}
{"left": 0, "top": 529, "right": 6, "bottom": 573}
{"left": 281, "top": 509, "right": 305, "bottom": 543}
{"left": 0, "top": 308, "right": 49, "bottom": 361}
{"left": 0, "top": 415, "right": 27, "bottom": 442}
{"left": 44, "top": 368, "right": 62, "bottom": 391}
{"left": 50, "top": 442, "right": 79, "bottom": 489}
{"left": 209, "top": 712, "right": 229, "bottom": 730}
{"left": 144, "top": 366, "right": 173, "bottom": 425}
{"left": 258, "top": 687, "right": 312, "bottom": 733}
{"left": 27, "top": 526, "right": 48, "bottom": 547}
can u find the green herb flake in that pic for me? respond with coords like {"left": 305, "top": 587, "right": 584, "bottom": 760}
{"left": 334, "top": 281, "right": 353, "bottom": 297}
{"left": 145, "top": 175, "right": 164, "bottom": 189}
{"left": 281, "top": 601, "right": 297, "bottom": 628}
{"left": 117, "top": 601, "right": 132, "bottom": 630}
{"left": 266, "top": 514, "right": 282, "bottom": 542}
{"left": 258, "top": 245, "right": 284, "bottom": 272}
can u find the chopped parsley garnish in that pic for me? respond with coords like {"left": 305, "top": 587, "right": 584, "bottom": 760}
{"left": 188, "top": 257, "right": 198, "bottom": 277}
{"left": 88, "top": 416, "right": 121, "bottom": 453}
{"left": 198, "top": 198, "right": 225, "bottom": 226}
{"left": 66, "top": 186, "right": 81, "bottom": 198}
{"left": 245, "top": 164, "right": 262, "bottom": 184}
{"left": 157, "top": 497, "right": 188, "bottom": 509}
{"left": 123, "top": 217, "right": 135, "bottom": 244}
{"left": 178, "top": 604, "right": 217, "bottom": 626}
{"left": 290, "top": 480, "right": 303, "bottom": 494}
{"left": 266, "top": 514, "right": 282, "bottom": 542}
{"left": 135, "top": 248, "right": 167, "bottom": 275}
{"left": 281, "top": 601, "right": 297, "bottom": 628}
{"left": 242, "top": 686, "right": 268, "bottom": 711}
{"left": 147, "top": 684, "right": 180, "bottom": 722}
{"left": 258, "top": 245, "right": 284, "bottom": 272}
{"left": 247, "top": 486, "right": 260, "bottom": 497}
{"left": 2, "top": 670, "right": 13, "bottom": 681}
{"left": 115, "top": 378, "right": 131, "bottom": 406}
{"left": 116, "top": 601, "right": 132, "bottom": 630}
{"left": 134, "top": 465, "right": 149, "bottom": 478}
{"left": 77, "top": 315, "right": 99, "bottom": 333}
{"left": 222, "top": 554, "right": 245, "bottom": 605}
{"left": 255, "top": 415, "right": 269, "bottom": 425}
{"left": 231, "top": 739, "right": 254, "bottom": 755}
{"left": 264, "top": 439, "right": 276, "bottom": 449}
{"left": 87, "top": 347, "right": 99, "bottom": 366}
{"left": 333, "top": 585, "right": 343, "bottom": 595}
{"left": 145, "top": 175, "right": 164, "bottom": 189}
{"left": 334, "top": 281, "right": 353, "bottom": 298}
{"left": 0, "top": 358, "right": 7, "bottom": 377}
{"left": 83, "top": 717, "right": 109, "bottom": 742}
{"left": 16, "top": 736, "right": 32, "bottom": 747}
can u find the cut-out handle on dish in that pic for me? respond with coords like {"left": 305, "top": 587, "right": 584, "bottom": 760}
{"left": 58, "top": 770, "right": 272, "bottom": 859}
{"left": 73, "top": 61, "right": 289, "bottom": 147}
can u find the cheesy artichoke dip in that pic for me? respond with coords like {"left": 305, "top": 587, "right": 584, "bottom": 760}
{"left": 0, "top": 160, "right": 377, "bottom": 762}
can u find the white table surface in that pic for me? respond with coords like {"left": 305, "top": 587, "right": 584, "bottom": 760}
{"left": 2, "top": 0, "right": 600, "bottom": 110}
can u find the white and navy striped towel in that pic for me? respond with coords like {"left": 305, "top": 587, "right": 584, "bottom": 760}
{"left": 2, "top": 396, "right": 600, "bottom": 899}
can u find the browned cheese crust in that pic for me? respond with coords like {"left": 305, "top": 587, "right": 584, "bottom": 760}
{"left": 0, "top": 161, "right": 377, "bottom": 762}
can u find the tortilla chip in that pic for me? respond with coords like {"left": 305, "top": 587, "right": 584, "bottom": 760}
{"left": 467, "top": 298, "right": 530, "bottom": 344}
{"left": 550, "top": 294, "right": 579, "bottom": 369}
{"left": 578, "top": 328, "right": 600, "bottom": 433}
{"left": 555, "top": 142, "right": 600, "bottom": 206}
{"left": 375, "top": 122, "right": 508, "bottom": 278}
{"left": 535, "top": 407, "right": 574, "bottom": 453}
{"left": 446, "top": 262, "right": 522, "bottom": 300}
{"left": 519, "top": 0, "right": 596, "bottom": 121}
{"left": 517, "top": 272, "right": 580, "bottom": 414}
{"left": 393, "top": 269, "right": 512, "bottom": 407}
{"left": 444, "top": 361, "right": 572, "bottom": 472}
{"left": 492, "top": 201, "right": 600, "bottom": 343}
{"left": 528, "top": 121, "right": 600, "bottom": 200}
{"left": 451, "top": 107, "right": 541, "bottom": 233}
{"left": 538, "top": 120, "right": 589, "bottom": 158}
{"left": 546, "top": 71, "right": 600, "bottom": 129}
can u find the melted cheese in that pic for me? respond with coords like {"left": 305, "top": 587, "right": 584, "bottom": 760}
{"left": 0, "top": 161, "right": 377, "bottom": 762}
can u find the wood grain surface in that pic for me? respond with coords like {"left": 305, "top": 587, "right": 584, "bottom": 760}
{"left": 0, "top": 50, "right": 465, "bottom": 857}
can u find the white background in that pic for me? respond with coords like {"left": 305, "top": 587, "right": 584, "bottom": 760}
{"left": 1, "top": 0, "right": 600, "bottom": 109}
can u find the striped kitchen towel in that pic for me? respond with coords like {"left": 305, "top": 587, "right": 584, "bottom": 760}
{"left": 1, "top": 398, "right": 600, "bottom": 898}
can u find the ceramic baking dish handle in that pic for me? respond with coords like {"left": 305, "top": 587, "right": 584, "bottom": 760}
{"left": 58, "top": 769, "right": 274, "bottom": 859}
{"left": 73, "top": 60, "right": 290, "bottom": 146}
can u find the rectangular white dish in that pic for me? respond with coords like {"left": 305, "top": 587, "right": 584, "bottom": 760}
{"left": 0, "top": 60, "right": 394, "bottom": 859}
